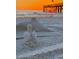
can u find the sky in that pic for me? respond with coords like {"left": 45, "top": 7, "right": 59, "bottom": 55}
{"left": 16, "top": 0, "right": 63, "bottom": 10}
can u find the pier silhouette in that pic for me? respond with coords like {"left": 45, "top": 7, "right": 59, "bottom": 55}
{"left": 43, "top": 0, "right": 63, "bottom": 13}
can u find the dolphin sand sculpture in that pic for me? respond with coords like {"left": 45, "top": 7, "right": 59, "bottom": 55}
{"left": 16, "top": 17, "right": 52, "bottom": 32}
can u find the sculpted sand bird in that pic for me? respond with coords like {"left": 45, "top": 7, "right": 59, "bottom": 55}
{"left": 24, "top": 24, "right": 38, "bottom": 48}
{"left": 16, "top": 17, "right": 53, "bottom": 40}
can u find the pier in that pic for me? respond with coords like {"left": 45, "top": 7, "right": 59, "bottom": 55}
{"left": 43, "top": 3, "right": 63, "bottom": 13}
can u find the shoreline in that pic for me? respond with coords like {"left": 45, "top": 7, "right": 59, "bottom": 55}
{"left": 16, "top": 13, "right": 63, "bottom": 19}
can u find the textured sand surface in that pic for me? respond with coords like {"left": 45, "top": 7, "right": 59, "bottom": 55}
{"left": 16, "top": 13, "right": 63, "bottom": 59}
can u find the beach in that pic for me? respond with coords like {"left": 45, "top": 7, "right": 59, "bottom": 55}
{"left": 16, "top": 12, "right": 63, "bottom": 59}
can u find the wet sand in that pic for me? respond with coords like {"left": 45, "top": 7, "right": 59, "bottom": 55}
{"left": 16, "top": 13, "right": 63, "bottom": 59}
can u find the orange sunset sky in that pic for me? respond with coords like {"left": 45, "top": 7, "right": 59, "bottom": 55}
{"left": 16, "top": 0, "right": 63, "bottom": 10}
